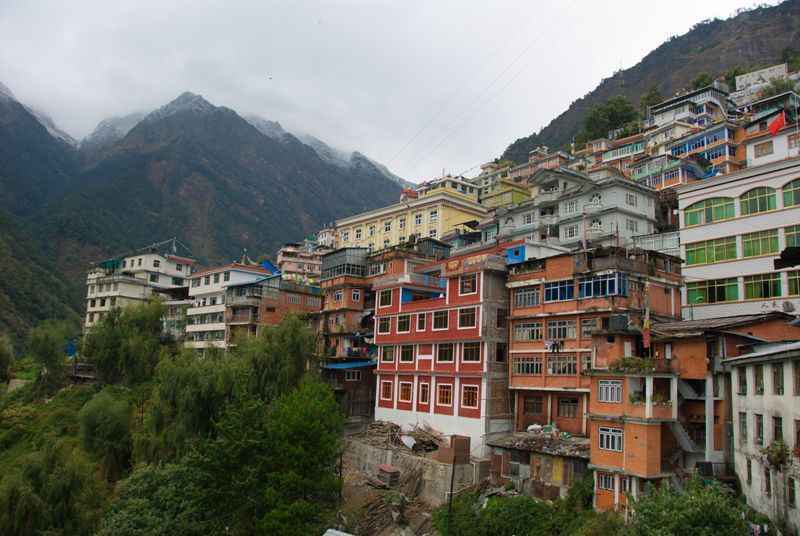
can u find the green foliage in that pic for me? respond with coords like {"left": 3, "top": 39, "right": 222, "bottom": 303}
{"left": 79, "top": 388, "right": 132, "bottom": 480}
{"left": 724, "top": 66, "right": 748, "bottom": 89}
{"left": 576, "top": 95, "right": 639, "bottom": 144}
{"left": 82, "top": 301, "right": 165, "bottom": 385}
{"left": 0, "top": 442, "right": 107, "bottom": 536}
{"left": 691, "top": 72, "right": 714, "bottom": 90}
{"left": 574, "top": 511, "right": 626, "bottom": 536}
{"left": 761, "top": 440, "right": 790, "bottom": 469}
{"left": 27, "top": 320, "right": 75, "bottom": 394}
{"left": 0, "top": 333, "right": 13, "bottom": 383}
{"left": 628, "top": 475, "right": 747, "bottom": 535}
{"left": 759, "top": 78, "right": 798, "bottom": 99}
{"left": 610, "top": 356, "right": 655, "bottom": 373}
{"left": 639, "top": 86, "right": 663, "bottom": 116}
{"left": 782, "top": 47, "right": 800, "bottom": 72}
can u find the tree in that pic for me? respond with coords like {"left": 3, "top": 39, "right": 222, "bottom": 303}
{"left": 639, "top": 86, "right": 663, "bottom": 117}
{"left": 27, "top": 320, "right": 74, "bottom": 393}
{"left": 83, "top": 301, "right": 164, "bottom": 385}
{"left": 781, "top": 47, "right": 800, "bottom": 72}
{"left": 577, "top": 95, "right": 639, "bottom": 144}
{"left": 79, "top": 388, "right": 132, "bottom": 481}
{"left": 0, "top": 333, "right": 13, "bottom": 383}
{"left": 760, "top": 78, "right": 798, "bottom": 99}
{"left": 724, "top": 66, "right": 747, "bottom": 89}
{"left": 627, "top": 475, "right": 747, "bottom": 535}
{"left": 691, "top": 72, "right": 714, "bottom": 90}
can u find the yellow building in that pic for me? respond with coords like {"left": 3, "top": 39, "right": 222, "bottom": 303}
{"left": 479, "top": 178, "right": 530, "bottom": 208}
{"left": 335, "top": 177, "right": 486, "bottom": 250}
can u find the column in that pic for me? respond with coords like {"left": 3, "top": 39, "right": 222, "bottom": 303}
{"left": 582, "top": 394, "right": 588, "bottom": 435}
{"left": 613, "top": 474, "right": 620, "bottom": 507}
{"left": 547, "top": 394, "right": 553, "bottom": 425}
{"left": 705, "top": 373, "right": 714, "bottom": 459}
{"left": 645, "top": 376, "right": 654, "bottom": 419}
{"left": 671, "top": 377, "right": 678, "bottom": 420}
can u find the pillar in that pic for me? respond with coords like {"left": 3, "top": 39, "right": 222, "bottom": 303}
{"left": 671, "top": 376, "right": 678, "bottom": 420}
{"left": 705, "top": 373, "right": 714, "bottom": 460}
{"left": 645, "top": 376, "right": 654, "bottom": 419}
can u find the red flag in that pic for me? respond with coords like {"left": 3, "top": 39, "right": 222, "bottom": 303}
{"left": 768, "top": 111, "right": 786, "bottom": 136}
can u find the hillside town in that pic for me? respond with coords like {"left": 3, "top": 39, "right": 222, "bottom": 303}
{"left": 81, "top": 62, "right": 800, "bottom": 532}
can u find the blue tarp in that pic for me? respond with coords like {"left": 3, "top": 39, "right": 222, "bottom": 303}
{"left": 322, "top": 360, "right": 377, "bottom": 370}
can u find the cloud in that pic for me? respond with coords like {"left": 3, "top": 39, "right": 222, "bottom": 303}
{"left": 0, "top": 0, "right": 753, "bottom": 181}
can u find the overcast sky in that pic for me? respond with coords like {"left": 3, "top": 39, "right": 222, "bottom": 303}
{"left": 0, "top": 0, "right": 769, "bottom": 181}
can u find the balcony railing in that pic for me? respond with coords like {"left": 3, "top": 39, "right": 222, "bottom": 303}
{"left": 373, "top": 272, "right": 447, "bottom": 289}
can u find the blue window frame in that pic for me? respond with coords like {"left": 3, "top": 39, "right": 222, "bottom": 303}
{"left": 578, "top": 273, "right": 628, "bottom": 298}
{"left": 544, "top": 280, "right": 574, "bottom": 302}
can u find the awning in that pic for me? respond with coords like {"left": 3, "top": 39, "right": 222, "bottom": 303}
{"left": 322, "top": 359, "right": 377, "bottom": 370}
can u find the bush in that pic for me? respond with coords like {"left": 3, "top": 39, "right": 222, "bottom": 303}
{"left": 0, "top": 333, "right": 13, "bottom": 383}
{"left": 79, "top": 389, "right": 132, "bottom": 481}
{"left": 27, "top": 320, "right": 75, "bottom": 393}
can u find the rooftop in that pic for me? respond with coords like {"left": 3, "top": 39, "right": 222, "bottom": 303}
{"left": 653, "top": 312, "right": 794, "bottom": 335}
{"left": 486, "top": 431, "right": 590, "bottom": 459}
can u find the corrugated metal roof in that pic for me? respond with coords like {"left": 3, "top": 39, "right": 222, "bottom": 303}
{"left": 654, "top": 312, "right": 792, "bottom": 333}
{"left": 322, "top": 359, "right": 376, "bottom": 370}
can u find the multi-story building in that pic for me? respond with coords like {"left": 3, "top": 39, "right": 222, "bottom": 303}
{"left": 479, "top": 178, "right": 530, "bottom": 209}
{"left": 600, "top": 134, "right": 645, "bottom": 176}
{"left": 185, "top": 262, "right": 271, "bottom": 352}
{"left": 678, "top": 157, "right": 800, "bottom": 319}
{"left": 85, "top": 241, "right": 196, "bottom": 329}
{"left": 740, "top": 91, "right": 800, "bottom": 167}
{"left": 489, "top": 167, "right": 658, "bottom": 250}
{"left": 276, "top": 238, "right": 333, "bottom": 284}
{"left": 666, "top": 121, "right": 744, "bottom": 176}
{"left": 630, "top": 154, "right": 708, "bottom": 191}
{"left": 373, "top": 241, "right": 517, "bottom": 456}
{"left": 727, "top": 340, "right": 800, "bottom": 532}
{"left": 646, "top": 82, "right": 732, "bottom": 130}
{"left": 334, "top": 176, "right": 486, "bottom": 251}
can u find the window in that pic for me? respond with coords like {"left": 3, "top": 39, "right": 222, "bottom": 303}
{"left": 742, "top": 229, "right": 779, "bottom": 257}
{"left": 379, "top": 289, "right": 392, "bottom": 307}
{"left": 773, "top": 416, "right": 783, "bottom": 442}
{"left": 462, "top": 342, "right": 480, "bottom": 362}
{"left": 626, "top": 192, "right": 637, "bottom": 206}
{"left": 790, "top": 133, "right": 800, "bottom": 149}
{"left": 597, "top": 473, "right": 614, "bottom": 491}
{"left": 544, "top": 280, "right": 574, "bottom": 302}
{"left": 345, "top": 370, "right": 362, "bottom": 382}
{"left": 746, "top": 459, "right": 752, "bottom": 486}
{"left": 437, "top": 343, "right": 454, "bottom": 362}
{"left": 137, "top": 258, "right": 142, "bottom": 266}
{"left": 578, "top": 273, "right": 627, "bottom": 298}
{"left": 417, "top": 313, "right": 426, "bottom": 331}
{"left": 625, "top": 219, "right": 638, "bottom": 233}
{"left": 522, "top": 212, "right": 535, "bottom": 225}
{"left": 355, "top": 228, "right": 362, "bottom": 240}
{"left": 172, "top": 277, "right": 184, "bottom": 286}
{"left": 458, "top": 308, "right": 477, "bottom": 328}
{"left": 462, "top": 385, "right": 479, "bottom": 408}
{"left": 755, "top": 365, "right": 765, "bottom": 395}
{"left": 433, "top": 310, "right": 448, "bottom": 330}
{"left": 765, "top": 467, "right": 772, "bottom": 497}
{"left": 548, "top": 320, "right": 576, "bottom": 340}
{"left": 566, "top": 200, "right": 577, "bottom": 213}
{"left": 437, "top": 384, "right": 453, "bottom": 406}
{"left": 459, "top": 273, "right": 477, "bottom": 295}
{"left": 684, "top": 197, "right": 734, "bottom": 226}
{"left": 414, "top": 213, "right": 422, "bottom": 226}
{"left": 565, "top": 225, "right": 578, "bottom": 239}
{"left": 789, "top": 477, "right": 797, "bottom": 508}
{"left": 524, "top": 396, "right": 543, "bottom": 414}
{"left": 581, "top": 318, "right": 599, "bottom": 338}
{"left": 399, "top": 217, "right": 406, "bottom": 230}
{"left": 514, "top": 286, "right": 540, "bottom": 308}
{"left": 738, "top": 367, "right": 748, "bottom": 395}
{"left": 755, "top": 413, "right": 764, "bottom": 446}
{"left": 352, "top": 289, "right": 361, "bottom": 302}
{"left": 685, "top": 237, "right": 737, "bottom": 265}
{"left": 223, "top": 271, "right": 230, "bottom": 282}
{"left": 334, "top": 290, "right": 343, "bottom": 302}
{"left": 381, "top": 346, "right": 394, "bottom": 362}
{"left": 496, "top": 342, "right": 507, "bottom": 363}
{"left": 497, "top": 308, "right": 507, "bottom": 328}
{"left": 153, "top": 259, "right": 161, "bottom": 268}
{"left": 789, "top": 271, "right": 800, "bottom": 296}
{"left": 687, "top": 278, "right": 738, "bottom": 305}
{"left": 149, "top": 273, "right": 158, "bottom": 283}
{"left": 754, "top": 140, "right": 774, "bottom": 158}
{"left": 192, "top": 279, "right": 200, "bottom": 288}
{"left": 383, "top": 220, "right": 392, "bottom": 233}
{"left": 398, "top": 345, "right": 414, "bottom": 363}
{"left": 739, "top": 412, "right": 748, "bottom": 443}
{"left": 774, "top": 363, "right": 785, "bottom": 395}
{"left": 741, "top": 187, "right": 777, "bottom": 215}
{"left": 428, "top": 229, "right": 437, "bottom": 238}
{"left": 513, "top": 356, "right": 543, "bottom": 375}
{"left": 399, "top": 382, "right": 412, "bottom": 402}
{"left": 599, "top": 380, "right": 622, "bottom": 403}
{"left": 397, "top": 315, "right": 411, "bottom": 333}
{"left": 548, "top": 355, "right": 577, "bottom": 375}
{"left": 429, "top": 209, "right": 438, "bottom": 222}
{"left": 378, "top": 317, "right": 391, "bottom": 335}
{"left": 341, "top": 231, "right": 350, "bottom": 242}
{"left": 419, "top": 383, "right": 430, "bottom": 404}
{"left": 558, "top": 397, "right": 579, "bottom": 418}
{"left": 514, "top": 322, "right": 542, "bottom": 341}
{"left": 599, "top": 427, "right": 623, "bottom": 452}
{"left": 784, "top": 179, "right": 800, "bottom": 207}
{"left": 745, "top": 273, "right": 782, "bottom": 299}
{"left": 380, "top": 380, "right": 393, "bottom": 400}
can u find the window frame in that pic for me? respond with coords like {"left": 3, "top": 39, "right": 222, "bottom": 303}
{"left": 458, "top": 307, "right": 477, "bottom": 329}
{"left": 397, "top": 314, "right": 411, "bottom": 333}
{"left": 598, "top": 380, "right": 622, "bottom": 403}
{"left": 398, "top": 381, "right": 413, "bottom": 403}
{"left": 419, "top": 382, "right": 430, "bottom": 404}
{"left": 598, "top": 427, "right": 623, "bottom": 452}
{"left": 380, "top": 380, "right": 393, "bottom": 401}
{"left": 345, "top": 370, "right": 362, "bottom": 382}
{"left": 436, "top": 383, "right": 453, "bottom": 406}
{"left": 461, "top": 384, "right": 479, "bottom": 409}
{"left": 377, "top": 317, "right": 391, "bottom": 335}
{"left": 436, "top": 343, "right": 454, "bottom": 363}
{"left": 740, "top": 186, "right": 777, "bottom": 215}
{"left": 432, "top": 310, "right": 449, "bottom": 330}
{"left": 378, "top": 289, "right": 393, "bottom": 308}
{"left": 417, "top": 313, "right": 426, "bottom": 331}
{"left": 399, "top": 344, "right": 414, "bottom": 363}
{"left": 462, "top": 342, "right": 481, "bottom": 362}
{"left": 380, "top": 345, "right": 395, "bottom": 363}
{"left": 459, "top": 273, "right": 478, "bottom": 295}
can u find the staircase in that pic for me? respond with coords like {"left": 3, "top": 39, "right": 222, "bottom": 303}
{"left": 669, "top": 421, "right": 702, "bottom": 453}
{"left": 677, "top": 379, "right": 702, "bottom": 400}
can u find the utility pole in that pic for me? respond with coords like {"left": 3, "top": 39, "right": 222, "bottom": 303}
{"left": 446, "top": 447, "right": 456, "bottom": 536}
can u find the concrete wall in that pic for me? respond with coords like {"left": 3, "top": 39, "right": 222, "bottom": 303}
{"left": 343, "top": 438, "right": 475, "bottom": 506}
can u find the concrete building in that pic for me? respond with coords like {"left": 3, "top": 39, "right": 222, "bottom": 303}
{"left": 678, "top": 157, "right": 800, "bottom": 319}
{"left": 334, "top": 176, "right": 486, "bottom": 251}
{"left": 727, "top": 340, "right": 800, "bottom": 532}
{"left": 740, "top": 92, "right": 800, "bottom": 167}
{"left": 646, "top": 82, "right": 733, "bottom": 130}
{"left": 85, "top": 240, "right": 196, "bottom": 329}
{"left": 276, "top": 238, "right": 333, "bottom": 284}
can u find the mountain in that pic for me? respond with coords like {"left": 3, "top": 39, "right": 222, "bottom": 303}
{"left": 79, "top": 111, "right": 146, "bottom": 159}
{"left": 501, "top": 0, "right": 800, "bottom": 162}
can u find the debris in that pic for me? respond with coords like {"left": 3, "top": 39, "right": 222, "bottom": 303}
{"left": 378, "top": 464, "right": 401, "bottom": 487}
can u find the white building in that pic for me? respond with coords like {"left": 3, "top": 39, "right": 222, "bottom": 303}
{"left": 185, "top": 263, "right": 270, "bottom": 352}
{"left": 727, "top": 341, "right": 800, "bottom": 532}
{"left": 678, "top": 157, "right": 800, "bottom": 320}
{"left": 85, "top": 244, "right": 196, "bottom": 329}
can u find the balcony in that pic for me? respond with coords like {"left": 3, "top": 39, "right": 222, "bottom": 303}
{"left": 373, "top": 272, "right": 447, "bottom": 290}
{"left": 536, "top": 188, "right": 561, "bottom": 203}
{"left": 228, "top": 312, "right": 259, "bottom": 324}
{"left": 226, "top": 293, "right": 262, "bottom": 307}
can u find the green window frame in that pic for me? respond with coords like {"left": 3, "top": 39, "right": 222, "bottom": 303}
{"left": 684, "top": 197, "right": 734, "bottom": 226}
{"left": 685, "top": 236, "right": 737, "bottom": 265}
{"left": 740, "top": 187, "right": 777, "bottom": 216}
{"left": 744, "top": 273, "right": 782, "bottom": 299}
{"left": 783, "top": 178, "right": 800, "bottom": 208}
{"left": 742, "top": 229, "right": 779, "bottom": 257}
{"left": 789, "top": 271, "right": 800, "bottom": 296}
{"left": 686, "top": 278, "right": 738, "bottom": 305}
{"left": 786, "top": 225, "right": 800, "bottom": 248}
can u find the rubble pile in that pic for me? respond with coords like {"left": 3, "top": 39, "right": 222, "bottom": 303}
{"left": 354, "top": 421, "right": 444, "bottom": 455}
